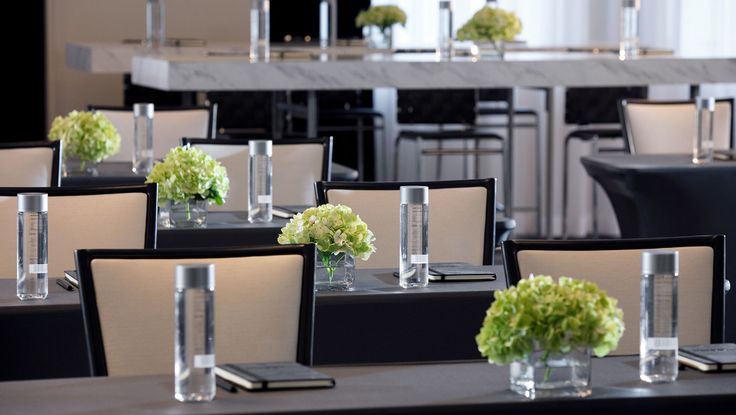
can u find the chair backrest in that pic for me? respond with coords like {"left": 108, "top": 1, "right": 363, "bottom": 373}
{"left": 316, "top": 178, "right": 496, "bottom": 268}
{"left": 0, "top": 185, "right": 157, "bottom": 278}
{"left": 619, "top": 98, "right": 734, "bottom": 154}
{"left": 0, "top": 141, "right": 61, "bottom": 187}
{"left": 565, "top": 87, "right": 648, "bottom": 125}
{"left": 397, "top": 89, "right": 478, "bottom": 124}
{"left": 76, "top": 245, "right": 315, "bottom": 376}
{"left": 88, "top": 106, "right": 215, "bottom": 162}
{"left": 502, "top": 235, "right": 726, "bottom": 355}
{"left": 183, "top": 137, "right": 332, "bottom": 210}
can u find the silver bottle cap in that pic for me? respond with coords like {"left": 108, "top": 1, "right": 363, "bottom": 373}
{"left": 249, "top": 140, "right": 272, "bottom": 156}
{"left": 400, "top": 186, "right": 428, "bottom": 204}
{"left": 176, "top": 264, "right": 215, "bottom": 290}
{"left": 440, "top": 1, "right": 452, "bottom": 10}
{"left": 133, "top": 103, "right": 155, "bottom": 118}
{"left": 696, "top": 97, "right": 715, "bottom": 112}
{"left": 622, "top": 0, "right": 640, "bottom": 8}
{"left": 641, "top": 251, "right": 678, "bottom": 276}
{"left": 17, "top": 193, "right": 48, "bottom": 213}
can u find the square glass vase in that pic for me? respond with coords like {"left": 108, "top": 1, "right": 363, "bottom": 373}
{"left": 159, "top": 199, "right": 208, "bottom": 229}
{"left": 315, "top": 251, "right": 355, "bottom": 292}
{"left": 509, "top": 346, "right": 592, "bottom": 399}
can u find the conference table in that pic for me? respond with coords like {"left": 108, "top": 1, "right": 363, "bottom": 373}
{"left": 581, "top": 154, "right": 736, "bottom": 341}
{"left": 68, "top": 40, "right": 736, "bottom": 236}
{"left": 0, "top": 267, "right": 504, "bottom": 381}
{"left": 1, "top": 357, "right": 734, "bottom": 414}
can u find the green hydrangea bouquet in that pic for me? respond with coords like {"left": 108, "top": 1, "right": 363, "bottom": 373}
{"left": 145, "top": 146, "right": 229, "bottom": 208}
{"left": 278, "top": 204, "right": 376, "bottom": 280}
{"left": 355, "top": 5, "right": 407, "bottom": 33}
{"left": 457, "top": 6, "right": 522, "bottom": 56}
{"left": 48, "top": 110, "right": 121, "bottom": 171}
{"left": 476, "top": 275, "right": 625, "bottom": 365}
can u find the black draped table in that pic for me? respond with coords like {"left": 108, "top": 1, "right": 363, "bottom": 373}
{"left": 0, "top": 267, "right": 504, "bottom": 381}
{"left": 581, "top": 154, "right": 736, "bottom": 341}
{"left": 1, "top": 357, "right": 735, "bottom": 414}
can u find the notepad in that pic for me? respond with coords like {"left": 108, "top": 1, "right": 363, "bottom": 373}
{"left": 678, "top": 343, "right": 736, "bottom": 372}
{"left": 428, "top": 262, "right": 496, "bottom": 282}
{"left": 63, "top": 270, "right": 79, "bottom": 288}
{"left": 215, "top": 362, "right": 335, "bottom": 391}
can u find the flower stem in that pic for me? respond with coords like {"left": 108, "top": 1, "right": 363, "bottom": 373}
{"left": 542, "top": 350, "right": 552, "bottom": 382}
{"left": 185, "top": 201, "right": 191, "bottom": 221}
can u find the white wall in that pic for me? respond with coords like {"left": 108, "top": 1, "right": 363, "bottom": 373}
{"left": 46, "top": 0, "right": 251, "bottom": 127}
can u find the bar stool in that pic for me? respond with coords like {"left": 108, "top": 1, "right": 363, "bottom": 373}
{"left": 561, "top": 86, "right": 648, "bottom": 238}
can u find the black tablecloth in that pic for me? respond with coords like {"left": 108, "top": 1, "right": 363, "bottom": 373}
{"left": 0, "top": 267, "right": 505, "bottom": 380}
{"left": 582, "top": 154, "right": 736, "bottom": 341}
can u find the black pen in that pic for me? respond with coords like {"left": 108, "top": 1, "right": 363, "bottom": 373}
{"left": 216, "top": 377, "right": 238, "bottom": 394}
{"left": 56, "top": 278, "right": 74, "bottom": 291}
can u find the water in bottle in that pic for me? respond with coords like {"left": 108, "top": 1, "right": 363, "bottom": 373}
{"left": 399, "top": 186, "right": 429, "bottom": 288}
{"left": 175, "top": 264, "right": 215, "bottom": 402}
{"left": 17, "top": 193, "right": 48, "bottom": 300}
{"left": 640, "top": 251, "right": 678, "bottom": 383}
{"left": 248, "top": 140, "right": 273, "bottom": 223}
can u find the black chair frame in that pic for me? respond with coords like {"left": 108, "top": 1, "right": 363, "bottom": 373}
{"left": 502, "top": 235, "right": 726, "bottom": 343}
{"left": 76, "top": 244, "right": 316, "bottom": 376}
{"left": 316, "top": 178, "right": 497, "bottom": 265}
{"left": 0, "top": 141, "right": 62, "bottom": 187}
{"left": 0, "top": 184, "right": 158, "bottom": 248}
{"left": 181, "top": 137, "right": 334, "bottom": 183}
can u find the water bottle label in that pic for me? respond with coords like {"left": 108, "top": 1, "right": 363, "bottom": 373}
{"left": 645, "top": 337, "right": 678, "bottom": 350}
{"left": 29, "top": 264, "right": 48, "bottom": 274}
{"left": 258, "top": 195, "right": 272, "bottom": 204}
{"left": 411, "top": 254, "right": 428, "bottom": 264}
{"left": 193, "top": 354, "right": 215, "bottom": 368}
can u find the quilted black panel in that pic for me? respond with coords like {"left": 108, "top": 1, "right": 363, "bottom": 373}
{"left": 565, "top": 86, "right": 648, "bottom": 125}
{"left": 397, "top": 89, "right": 477, "bottom": 124}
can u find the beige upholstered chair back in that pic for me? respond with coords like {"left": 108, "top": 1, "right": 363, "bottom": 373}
{"left": 0, "top": 147, "right": 57, "bottom": 187}
{"left": 0, "top": 193, "right": 150, "bottom": 278}
{"left": 193, "top": 142, "right": 326, "bottom": 210}
{"left": 87, "top": 254, "right": 305, "bottom": 376}
{"left": 325, "top": 187, "right": 488, "bottom": 269}
{"left": 623, "top": 101, "right": 732, "bottom": 154}
{"left": 515, "top": 246, "right": 715, "bottom": 355}
{"left": 97, "top": 109, "right": 210, "bottom": 161}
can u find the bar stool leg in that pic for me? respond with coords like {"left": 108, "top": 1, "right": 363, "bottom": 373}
{"left": 393, "top": 135, "right": 401, "bottom": 181}
{"left": 562, "top": 134, "right": 571, "bottom": 239}
{"left": 533, "top": 113, "right": 543, "bottom": 237}
{"left": 591, "top": 135, "right": 600, "bottom": 238}
{"left": 357, "top": 118, "right": 365, "bottom": 181}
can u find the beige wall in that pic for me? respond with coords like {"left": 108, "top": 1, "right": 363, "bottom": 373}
{"left": 46, "top": 0, "right": 251, "bottom": 128}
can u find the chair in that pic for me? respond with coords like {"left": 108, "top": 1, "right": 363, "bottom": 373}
{"left": 394, "top": 90, "right": 505, "bottom": 183}
{"left": 619, "top": 98, "right": 734, "bottom": 154}
{"left": 0, "top": 184, "right": 157, "bottom": 277}
{"left": 316, "top": 178, "right": 496, "bottom": 268}
{"left": 75, "top": 244, "right": 315, "bottom": 376}
{"left": 0, "top": 141, "right": 62, "bottom": 187}
{"left": 88, "top": 105, "right": 217, "bottom": 162}
{"left": 502, "top": 235, "right": 726, "bottom": 355}
{"left": 182, "top": 137, "right": 332, "bottom": 209}
{"left": 562, "top": 86, "right": 649, "bottom": 238}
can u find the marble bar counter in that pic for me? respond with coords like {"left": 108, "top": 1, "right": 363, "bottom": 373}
{"left": 129, "top": 52, "right": 736, "bottom": 91}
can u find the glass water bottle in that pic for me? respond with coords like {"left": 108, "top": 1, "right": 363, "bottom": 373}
{"left": 692, "top": 96, "right": 715, "bottom": 164}
{"left": 175, "top": 264, "right": 215, "bottom": 402}
{"left": 146, "top": 0, "right": 166, "bottom": 49}
{"left": 319, "top": 0, "right": 337, "bottom": 49}
{"left": 640, "top": 250, "right": 678, "bottom": 383}
{"left": 399, "top": 186, "right": 429, "bottom": 288}
{"left": 438, "top": 1, "right": 453, "bottom": 60}
{"left": 17, "top": 193, "right": 49, "bottom": 300}
{"left": 132, "top": 103, "right": 154, "bottom": 175}
{"left": 248, "top": 140, "right": 273, "bottom": 223}
{"left": 250, "top": 0, "right": 270, "bottom": 61}
{"left": 619, "top": 0, "right": 640, "bottom": 60}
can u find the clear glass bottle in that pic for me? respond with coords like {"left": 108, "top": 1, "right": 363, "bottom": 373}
{"left": 399, "top": 186, "right": 429, "bottom": 288}
{"left": 248, "top": 140, "right": 273, "bottom": 223}
{"left": 319, "top": 0, "right": 337, "bottom": 49}
{"left": 17, "top": 193, "right": 48, "bottom": 300}
{"left": 438, "top": 1, "right": 453, "bottom": 61}
{"left": 146, "top": 0, "right": 166, "bottom": 49}
{"left": 175, "top": 264, "right": 215, "bottom": 402}
{"left": 640, "top": 250, "right": 678, "bottom": 383}
{"left": 692, "top": 96, "right": 715, "bottom": 164}
{"left": 250, "top": 0, "right": 270, "bottom": 62}
{"left": 132, "top": 103, "right": 154, "bottom": 175}
{"left": 619, "top": 0, "right": 640, "bottom": 60}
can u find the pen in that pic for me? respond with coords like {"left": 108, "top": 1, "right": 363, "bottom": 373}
{"left": 56, "top": 278, "right": 74, "bottom": 291}
{"left": 216, "top": 377, "right": 238, "bottom": 394}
